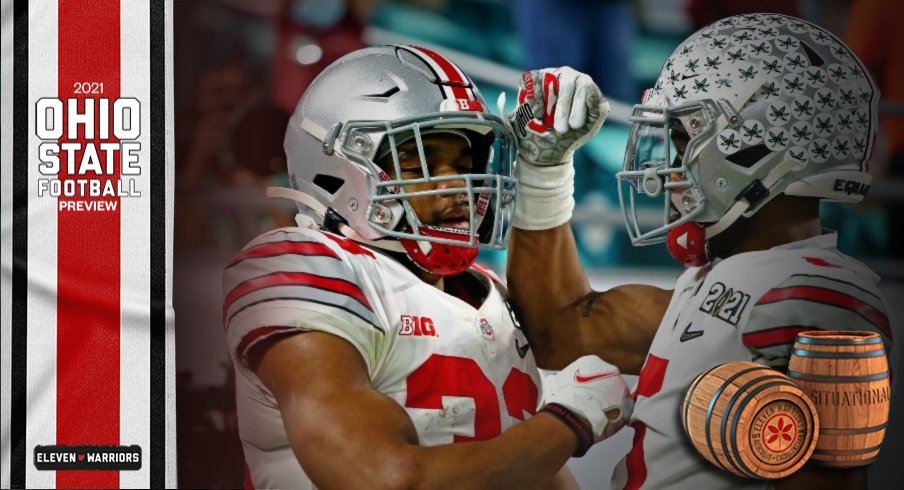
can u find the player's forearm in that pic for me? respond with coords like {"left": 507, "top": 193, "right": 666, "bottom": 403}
{"left": 400, "top": 412, "right": 578, "bottom": 490}
{"left": 507, "top": 224, "right": 592, "bottom": 360}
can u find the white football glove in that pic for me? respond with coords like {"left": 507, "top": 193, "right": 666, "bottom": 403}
{"left": 541, "top": 355, "right": 633, "bottom": 457}
{"left": 500, "top": 67, "right": 609, "bottom": 230}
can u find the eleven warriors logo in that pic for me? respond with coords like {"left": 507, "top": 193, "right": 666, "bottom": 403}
{"left": 749, "top": 400, "right": 809, "bottom": 465}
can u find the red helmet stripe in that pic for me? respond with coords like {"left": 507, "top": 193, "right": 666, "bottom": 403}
{"left": 404, "top": 45, "right": 472, "bottom": 101}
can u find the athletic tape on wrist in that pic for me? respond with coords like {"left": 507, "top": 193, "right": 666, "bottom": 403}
{"left": 541, "top": 403, "right": 593, "bottom": 457}
{"left": 513, "top": 159, "right": 575, "bottom": 230}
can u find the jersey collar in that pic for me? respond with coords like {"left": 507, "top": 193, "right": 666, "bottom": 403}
{"left": 769, "top": 229, "right": 837, "bottom": 251}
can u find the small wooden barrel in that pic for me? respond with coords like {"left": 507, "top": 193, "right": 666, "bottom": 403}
{"left": 682, "top": 362, "right": 819, "bottom": 479}
{"left": 788, "top": 331, "right": 890, "bottom": 467}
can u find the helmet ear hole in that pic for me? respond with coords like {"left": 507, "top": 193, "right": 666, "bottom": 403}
{"left": 726, "top": 144, "right": 772, "bottom": 168}
{"left": 313, "top": 174, "right": 345, "bottom": 195}
{"left": 799, "top": 41, "right": 824, "bottom": 67}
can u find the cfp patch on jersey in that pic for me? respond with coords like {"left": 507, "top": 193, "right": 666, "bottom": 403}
{"left": 698, "top": 282, "right": 751, "bottom": 326}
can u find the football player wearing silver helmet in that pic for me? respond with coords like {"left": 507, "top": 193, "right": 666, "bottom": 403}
{"left": 508, "top": 14, "right": 893, "bottom": 489}
{"left": 225, "top": 46, "right": 633, "bottom": 489}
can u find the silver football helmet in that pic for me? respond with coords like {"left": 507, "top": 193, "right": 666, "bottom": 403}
{"left": 272, "top": 45, "right": 517, "bottom": 275}
{"left": 617, "top": 14, "right": 879, "bottom": 251}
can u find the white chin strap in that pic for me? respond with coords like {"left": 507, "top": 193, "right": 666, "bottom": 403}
{"left": 266, "top": 186, "right": 406, "bottom": 253}
{"left": 704, "top": 158, "right": 799, "bottom": 239}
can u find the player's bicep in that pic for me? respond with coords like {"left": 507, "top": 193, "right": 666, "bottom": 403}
{"left": 536, "top": 284, "right": 671, "bottom": 374}
{"left": 742, "top": 274, "right": 893, "bottom": 369}
{"left": 223, "top": 232, "right": 386, "bottom": 375}
{"left": 254, "top": 331, "right": 420, "bottom": 488}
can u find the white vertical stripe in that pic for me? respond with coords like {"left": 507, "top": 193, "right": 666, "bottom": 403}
{"left": 25, "top": 0, "right": 58, "bottom": 487}
{"left": 1, "top": 0, "right": 15, "bottom": 486}
{"left": 119, "top": 0, "right": 151, "bottom": 487}
{"left": 164, "top": 0, "right": 178, "bottom": 485}
{"left": 405, "top": 46, "right": 451, "bottom": 84}
{"left": 442, "top": 55, "right": 469, "bottom": 84}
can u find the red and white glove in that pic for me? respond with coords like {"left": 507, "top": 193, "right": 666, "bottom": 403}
{"left": 501, "top": 67, "right": 609, "bottom": 230}
{"left": 540, "top": 355, "right": 633, "bottom": 457}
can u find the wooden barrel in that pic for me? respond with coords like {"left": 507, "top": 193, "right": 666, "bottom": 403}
{"left": 682, "top": 362, "right": 819, "bottom": 479}
{"left": 788, "top": 331, "right": 890, "bottom": 467}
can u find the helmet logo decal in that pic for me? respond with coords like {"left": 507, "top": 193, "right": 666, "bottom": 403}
{"left": 764, "top": 127, "right": 789, "bottom": 151}
{"left": 740, "top": 119, "right": 765, "bottom": 144}
{"left": 717, "top": 129, "right": 742, "bottom": 154}
{"left": 616, "top": 13, "right": 879, "bottom": 254}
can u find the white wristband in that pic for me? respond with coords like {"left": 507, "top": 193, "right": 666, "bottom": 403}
{"left": 513, "top": 158, "right": 575, "bottom": 230}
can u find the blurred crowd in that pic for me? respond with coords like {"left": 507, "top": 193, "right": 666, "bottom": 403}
{"left": 172, "top": 1, "right": 902, "bottom": 487}
{"left": 173, "top": 0, "right": 903, "bottom": 261}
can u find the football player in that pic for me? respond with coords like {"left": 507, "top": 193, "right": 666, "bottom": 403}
{"left": 223, "top": 45, "right": 633, "bottom": 489}
{"left": 506, "top": 14, "right": 894, "bottom": 489}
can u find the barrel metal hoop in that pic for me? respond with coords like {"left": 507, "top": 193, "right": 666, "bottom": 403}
{"left": 813, "top": 444, "right": 882, "bottom": 456}
{"left": 820, "top": 423, "right": 887, "bottom": 435}
{"left": 797, "top": 336, "right": 881, "bottom": 346}
{"left": 812, "top": 456, "right": 878, "bottom": 466}
{"left": 683, "top": 364, "right": 722, "bottom": 433}
{"left": 705, "top": 366, "right": 770, "bottom": 474}
{"left": 791, "top": 348, "right": 885, "bottom": 359}
{"left": 788, "top": 371, "right": 889, "bottom": 383}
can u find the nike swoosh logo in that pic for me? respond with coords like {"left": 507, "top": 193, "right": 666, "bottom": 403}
{"left": 515, "top": 338, "right": 530, "bottom": 359}
{"left": 681, "top": 73, "right": 701, "bottom": 80}
{"left": 574, "top": 371, "right": 619, "bottom": 383}
{"left": 680, "top": 323, "right": 704, "bottom": 342}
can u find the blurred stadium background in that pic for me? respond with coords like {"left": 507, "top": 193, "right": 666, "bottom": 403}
{"left": 172, "top": 0, "right": 903, "bottom": 487}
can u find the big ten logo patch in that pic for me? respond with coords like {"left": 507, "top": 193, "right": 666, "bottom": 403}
{"left": 399, "top": 315, "right": 437, "bottom": 337}
{"left": 699, "top": 281, "right": 751, "bottom": 326}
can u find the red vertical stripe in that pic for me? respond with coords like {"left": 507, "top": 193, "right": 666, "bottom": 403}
{"left": 624, "top": 422, "right": 647, "bottom": 490}
{"left": 408, "top": 46, "right": 470, "bottom": 99}
{"left": 625, "top": 354, "right": 669, "bottom": 489}
{"left": 57, "top": 0, "right": 121, "bottom": 488}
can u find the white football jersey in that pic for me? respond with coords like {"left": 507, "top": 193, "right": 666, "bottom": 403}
{"left": 224, "top": 227, "right": 540, "bottom": 489}
{"left": 611, "top": 233, "right": 894, "bottom": 489}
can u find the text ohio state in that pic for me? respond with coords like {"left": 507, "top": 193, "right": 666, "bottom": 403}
{"left": 35, "top": 97, "right": 141, "bottom": 207}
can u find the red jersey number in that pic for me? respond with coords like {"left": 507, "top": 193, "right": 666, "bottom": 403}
{"left": 405, "top": 354, "right": 538, "bottom": 441}
{"left": 624, "top": 354, "right": 669, "bottom": 490}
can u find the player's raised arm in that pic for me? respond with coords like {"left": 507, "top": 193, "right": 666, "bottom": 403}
{"left": 249, "top": 331, "right": 631, "bottom": 490}
{"left": 504, "top": 68, "right": 671, "bottom": 374}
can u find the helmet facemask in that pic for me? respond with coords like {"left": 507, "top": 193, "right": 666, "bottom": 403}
{"left": 339, "top": 111, "right": 517, "bottom": 275}
{"left": 617, "top": 99, "right": 718, "bottom": 246}
{"left": 615, "top": 14, "right": 879, "bottom": 267}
